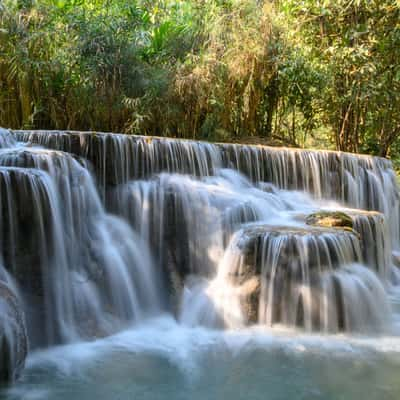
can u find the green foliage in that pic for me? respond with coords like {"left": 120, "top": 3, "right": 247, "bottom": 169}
{"left": 1, "top": 0, "right": 400, "bottom": 158}
{"left": 281, "top": 0, "right": 400, "bottom": 155}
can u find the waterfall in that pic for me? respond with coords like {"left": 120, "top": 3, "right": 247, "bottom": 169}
{"left": 109, "top": 173, "right": 227, "bottom": 278}
{"left": 0, "top": 279, "right": 27, "bottom": 382}
{"left": 180, "top": 239, "right": 246, "bottom": 329}
{"left": 0, "top": 128, "right": 16, "bottom": 149}
{"left": 348, "top": 210, "right": 392, "bottom": 280}
{"left": 15, "top": 130, "right": 400, "bottom": 246}
{"left": 248, "top": 226, "right": 389, "bottom": 332}
{"left": 184, "top": 225, "right": 389, "bottom": 333}
{"left": 108, "top": 169, "right": 318, "bottom": 311}
{"left": 1, "top": 128, "right": 399, "bottom": 349}
{"left": 0, "top": 140, "right": 161, "bottom": 348}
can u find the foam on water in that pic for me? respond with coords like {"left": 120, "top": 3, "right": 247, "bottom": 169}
{"left": 3, "top": 310, "right": 400, "bottom": 400}
{"left": 16, "top": 313, "right": 400, "bottom": 377}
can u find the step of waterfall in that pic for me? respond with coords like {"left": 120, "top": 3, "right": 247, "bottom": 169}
{"left": 223, "top": 224, "right": 388, "bottom": 332}
{"left": 0, "top": 144, "right": 162, "bottom": 348}
{"left": 298, "top": 209, "right": 392, "bottom": 279}
{"left": 15, "top": 130, "right": 400, "bottom": 245}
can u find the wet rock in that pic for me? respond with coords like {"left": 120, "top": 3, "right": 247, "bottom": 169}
{"left": 0, "top": 281, "right": 28, "bottom": 383}
{"left": 306, "top": 209, "right": 390, "bottom": 277}
{"left": 235, "top": 224, "right": 360, "bottom": 274}
{"left": 0, "top": 168, "right": 52, "bottom": 291}
{"left": 221, "top": 202, "right": 259, "bottom": 246}
{"left": 237, "top": 276, "right": 260, "bottom": 325}
{"left": 393, "top": 252, "right": 400, "bottom": 268}
{"left": 306, "top": 211, "right": 353, "bottom": 229}
{"left": 226, "top": 224, "right": 362, "bottom": 329}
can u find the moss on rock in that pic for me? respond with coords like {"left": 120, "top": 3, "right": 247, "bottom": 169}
{"left": 306, "top": 211, "right": 353, "bottom": 229}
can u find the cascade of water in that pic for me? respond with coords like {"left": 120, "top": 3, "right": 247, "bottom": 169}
{"left": 0, "top": 129, "right": 16, "bottom": 149}
{"left": 253, "top": 228, "right": 361, "bottom": 331}
{"left": 3, "top": 129, "right": 398, "bottom": 341}
{"left": 222, "top": 144, "right": 400, "bottom": 247}
{"left": 322, "top": 263, "right": 390, "bottom": 332}
{"left": 109, "top": 170, "right": 318, "bottom": 318}
{"left": 14, "top": 131, "right": 222, "bottom": 189}
{"left": 186, "top": 225, "right": 390, "bottom": 333}
{"left": 109, "top": 169, "right": 312, "bottom": 285}
{"left": 16, "top": 131, "right": 400, "bottom": 248}
{"left": 304, "top": 208, "right": 393, "bottom": 280}
{"left": 108, "top": 171, "right": 261, "bottom": 311}
{"left": 0, "top": 147, "right": 161, "bottom": 347}
{"left": 179, "top": 239, "right": 246, "bottom": 329}
{"left": 107, "top": 163, "right": 395, "bottom": 333}
{"left": 347, "top": 210, "right": 392, "bottom": 280}
{"left": 254, "top": 227, "right": 390, "bottom": 332}
{"left": 109, "top": 173, "right": 226, "bottom": 279}
{"left": 0, "top": 279, "right": 27, "bottom": 382}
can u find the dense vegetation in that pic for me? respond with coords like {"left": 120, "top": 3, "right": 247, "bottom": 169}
{"left": 1, "top": 0, "right": 400, "bottom": 158}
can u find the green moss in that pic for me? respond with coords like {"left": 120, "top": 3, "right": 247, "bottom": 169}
{"left": 305, "top": 211, "right": 353, "bottom": 229}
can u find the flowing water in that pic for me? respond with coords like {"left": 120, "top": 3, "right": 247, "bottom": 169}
{"left": 1, "top": 129, "right": 400, "bottom": 399}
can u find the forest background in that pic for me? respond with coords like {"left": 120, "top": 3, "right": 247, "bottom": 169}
{"left": 1, "top": 0, "right": 400, "bottom": 162}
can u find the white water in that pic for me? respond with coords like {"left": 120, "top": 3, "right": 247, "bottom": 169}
{"left": 1, "top": 129, "right": 400, "bottom": 398}
{"left": 0, "top": 146, "right": 162, "bottom": 346}
{"left": 4, "top": 314, "right": 400, "bottom": 400}
{"left": 107, "top": 167, "right": 394, "bottom": 333}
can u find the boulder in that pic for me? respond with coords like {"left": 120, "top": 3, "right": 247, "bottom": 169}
{"left": 226, "top": 224, "right": 362, "bottom": 330}
{"left": 306, "top": 209, "right": 389, "bottom": 277}
{"left": 234, "top": 224, "right": 360, "bottom": 275}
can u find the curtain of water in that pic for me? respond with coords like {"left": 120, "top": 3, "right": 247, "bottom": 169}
{"left": 0, "top": 145, "right": 161, "bottom": 347}
{"left": 6, "top": 129, "right": 400, "bottom": 337}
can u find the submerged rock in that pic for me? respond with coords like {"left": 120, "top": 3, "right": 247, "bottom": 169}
{"left": 0, "top": 281, "right": 28, "bottom": 383}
